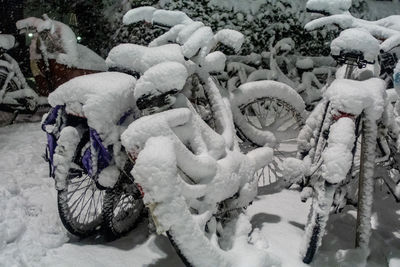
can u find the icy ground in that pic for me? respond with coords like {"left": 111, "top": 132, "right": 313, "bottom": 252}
{"left": 0, "top": 122, "right": 399, "bottom": 267}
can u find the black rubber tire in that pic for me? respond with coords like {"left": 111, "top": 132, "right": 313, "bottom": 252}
{"left": 102, "top": 182, "right": 144, "bottom": 240}
{"left": 166, "top": 230, "right": 193, "bottom": 267}
{"left": 235, "top": 95, "right": 303, "bottom": 186}
{"left": 57, "top": 176, "right": 104, "bottom": 238}
{"left": 56, "top": 129, "right": 104, "bottom": 238}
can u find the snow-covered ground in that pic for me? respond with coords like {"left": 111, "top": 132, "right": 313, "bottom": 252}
{"left": 0, "top": 122, "right": 399, "bottom": 267}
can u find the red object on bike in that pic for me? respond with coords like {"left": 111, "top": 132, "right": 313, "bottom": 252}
{"left": 136, "top": 183, "right": 145, "bottom": 198}
{"left": 31, "top": 58, "right": 101, "bottom": 96}
{"left": 332, "top": 111, "right": 355, "bottom": 121}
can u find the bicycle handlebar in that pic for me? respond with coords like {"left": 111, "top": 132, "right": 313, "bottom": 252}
{"left": 305, "top": 13, "right": 400, "bottom": 53}
{"left": 332, "top": 51, "right": 375, "bottom": 68}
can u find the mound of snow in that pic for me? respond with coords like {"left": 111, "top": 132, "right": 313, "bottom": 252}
{"left": 134, "top": 62, "right": 188, "bottom": 101}
{"left": 48, "top": 72, "right": 136, "bottom": 138}
{"left": 306, "top": 0, "right": 351, "bottom": 15}
{"left": 106, "top": 43, "right": 185, "bottom": 74}
{"left": 330, "top": 28, "right": 380, "bottom": 63}
{"left": 0, "top": 34, "right": 15, "bottom": 50}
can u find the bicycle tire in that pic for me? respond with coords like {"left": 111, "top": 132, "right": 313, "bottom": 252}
{"left": 232, "top": 80, "right": 305, "bottom": 186}
{"left": 167, "top": 230, "right": 193, "bottom": 267}
{"left": 302, "top": 115, "right": 362, "bottom": 263}
{"left": 56, "top": 127, "right": 104, "bottom": 238}
{"left": 102, "top": 181, "right": 144, "bottom": 240}
{"left": 302, "top": 181, "right": 336, "bottom": 264}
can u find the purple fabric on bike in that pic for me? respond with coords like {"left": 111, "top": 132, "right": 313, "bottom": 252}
{"left": 46, "top": 133, "right": 56, "bottom": 176}
{"left": 117, "top": 110, "right": 132, "bottom": 125}
{"left": 41, "top": 105, "right": 64, "bottom": 176}
{"left": 41, "top": 105, "right": 63, "bottom": 131}
{"left": 89, "top": 128, "right": 112, "bottom": 175}
{"left": 82, "top": 147, "right": 92, "bottom": 176}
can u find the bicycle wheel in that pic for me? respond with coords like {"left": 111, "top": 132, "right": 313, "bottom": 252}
{"left": 0, "top": 68, "right": 19, "bottom": 125}
{"left": 302, "top": 115, "right": 362, "bottom": 263}
{"left": 302, "top": 180, "right": 337, "bottom": 264}
{"left": 232, "top": 80, "right": 305, "bottom": 186}
{"left": 102, "top": 178, "right": 144, "bottom": 240}
{"left": 56, "top": 127, "right": 104, "bottom": 238}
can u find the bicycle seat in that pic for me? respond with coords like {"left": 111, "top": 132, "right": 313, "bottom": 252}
{"left": 331, "top": 28, "right": 379, "bottom": 67}
{"left": 135, "top": 61, "right": 188, "bottom": 110}
{"left": 106, "top": 43, "right": 185, "bottom": 75}
{"left": 0, "top": 34, "right": 15, "bottom": 50}
{"left": 48, "top": 72, "right": 137, "bottom": 136}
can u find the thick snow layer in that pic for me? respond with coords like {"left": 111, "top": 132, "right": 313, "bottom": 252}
{"left": 330, "top": 28, "right": 380, "bottom": 63}
{"left": 0, "top": 123, "right": 399, "bottom": 267}
{"left": 152, "top": 9, "right": 193, "bottom": 26}
{"left": 48, "top": 72, "right": 136, "bottom": 140}
{"left": 322, "top": 118, "right": 355, "bottom": 184}
{"left": 134, "top": 62, "right": 188, "bottom": 100}
{"left": 204, "top": 51, "right": 226, "bottom": 74}
{"left": 123, "top": 6, "right": 193, "bottom": 26}
{"left": 181, "top": 26, "right": 214, "bottom": 60}
{"left": 0, "top": 34, "right": 15, "bottom": 50}
{"left": 324, "top": 78, "right": 386, "bottom": 120}
{"left": 214, "top": 29, "right": 244, "bottom": 53}
{"left": 106, "top": 43, "right": 185, "bottom": 74}
{"left": 305, "top": 13, "right": 400, "bottom": 52}
{"left": 306, "top": 0, "right": 351, "bottom": 14}
{"left": 122, "top": 6, "right": 156, "bottom": 24}
{"left": 17, "top": 17, "right": 106, "bottom": 71}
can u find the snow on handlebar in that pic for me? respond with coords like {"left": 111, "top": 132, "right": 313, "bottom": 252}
{"left": 122, "top": 6, "right": 244, "bottom": 60}
{"left": 305, "top": 0, "right": 400, "bottom": 52}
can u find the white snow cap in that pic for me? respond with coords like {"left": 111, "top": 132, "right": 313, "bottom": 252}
{"left": 106, "top": 43, "right": 185, "bottom": 74}
{"left": 204, "top": 51, "right": 226, "bottom": 74}
{"left": 48, "top": 72, "right": 136, "bottom": 136}
{"left": 330, "top": 28, "right": 380, "bottom": 63}
{"left": 16, "top": 17, "right": 43, "bottom": 30}
{"left": 134, "top": 61, "right": 188, "bottom": 100}
{"left": 123, "top": 6, "right": 156, "bottom": 24}
{"left": 152, "top": 9, "right": 193, "bottom": 26}
{"left": 214, "top": 29, "right": 244, "bottom": 53}
{"left": 36, "top": 19, "right": 54, "bottom": 33}
{"left": 123, "top": 7, "right": 193, "bottom": 26}
{"left": 325, "top": 78, "right": 386, "bottom": 120}
{"left": 0, "top": 34, "right": 15, "bottom": 50}
{"left": 306, "top": 0, "right": 352, "bottom": 15}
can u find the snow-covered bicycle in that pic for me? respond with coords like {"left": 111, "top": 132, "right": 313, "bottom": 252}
{"left": 0, "top": 34, "right": 39, "bottom": 125}
{"left": 116, "top": 7, "right": 285, "bottom": 266}
{"left": 30, "top": 16, "right": 135, "bottom": 238}
{"left": 120, "top": 7, "right": 305, "bottom": 188}
{"left": 283, "top": 0, "right": 400, "bottom": 263}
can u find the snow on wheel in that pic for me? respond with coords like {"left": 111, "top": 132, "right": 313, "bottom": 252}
{"left": 55, "top": 127, "right": 104, "bottom": 238}
{"left": 102, "top": 175, "right": 144, "bottom": 240}
{"left": 232, "top": 80, "right": 305, "bottom": 186}
{"left": 57, "top": 171, "right": 104, "bottom": 238}
{"left": 0, "top": 68, "right": 19, "bottom": 126}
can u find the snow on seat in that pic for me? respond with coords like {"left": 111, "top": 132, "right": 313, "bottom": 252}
{"left": 48, "top": 72, "right": 136, "bottom": 138}
{"left": 325, "top": 77, "right": 386, "bottom": 120}
{"left": 0, "top": 34, "right": 15, "bottom": 50}
{"left": 330, "top": 28, "right": 380, "bottom": 63}
{"left": 105, "top": 43, "right": 185, "bottom": 75}
{"left": 134, "top": 61, "right": 188, "bottom": 100}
